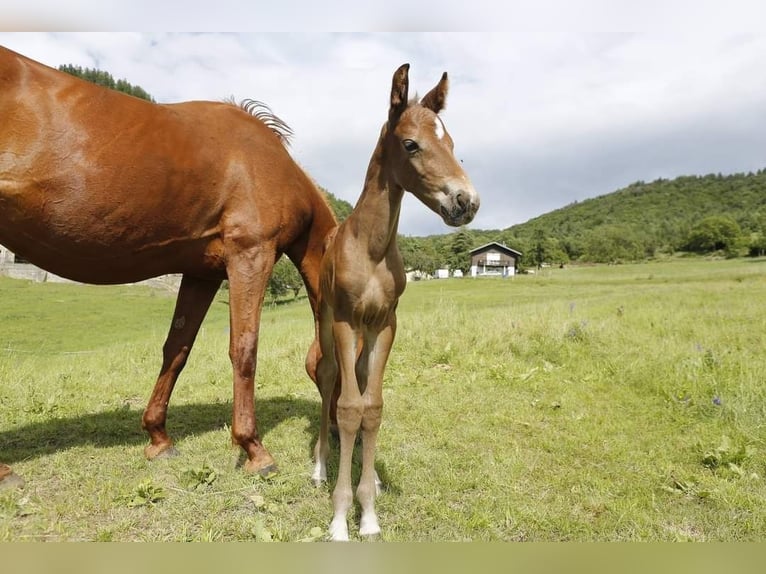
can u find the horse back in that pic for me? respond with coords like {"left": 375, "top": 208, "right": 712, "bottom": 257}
{"left": 0, "top": 45, "right": 320, "bottom": 283}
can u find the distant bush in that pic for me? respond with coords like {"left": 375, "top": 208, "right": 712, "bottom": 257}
{"left": 683, "top": 215, "right": 743, "bottom": 254}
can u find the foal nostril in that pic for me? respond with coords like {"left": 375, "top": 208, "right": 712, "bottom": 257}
{"left": 455, "top": 192, "right": 467, "bottom": 212}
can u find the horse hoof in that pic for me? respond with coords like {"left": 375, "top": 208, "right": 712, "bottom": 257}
{"left": 154, "top": 446, "right": 180, "bottom": 460}
{"left": 144, "top": 443, "right": 179, "bottom": 460}
{"left": 244, "top": 459, "right": 278, "bottom": 478}
{"left": 0, "top": 471, "right": 25, "bottom": 490}
{"left": 257, "top": 463, "right": 278, "bottom": 478}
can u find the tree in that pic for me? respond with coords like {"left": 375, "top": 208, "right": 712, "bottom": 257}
{"left": 58, "top": 64, "right": 156, "bottom": 102}
{"left": 320, "top": 187, "right": 353, "bottom": 222}
{"left": 268, "top": 256, "right": 303, "bottom": 300}
{"left": 582, "top": 225, "right": 645, "bottom": 263}
{"left": 523, "top": 229, "right": 568, "bottom": 267}
{"left": 748, "top": 233, "right": 766, "bottom": 257}
{"left": 531, "top": 229, "right": 546, "bottom": 267}
{"left": 684, "top": 216, "right": 743, "bottom": 254}
{"left": 448, "top": 226, "right": 473, "bottom": 273}
{"left": 399, "top": 236, "right": 439, "bottom": 275}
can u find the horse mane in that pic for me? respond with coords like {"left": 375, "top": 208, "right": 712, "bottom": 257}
{"left": 225, "top": 97, "right": 294, "bottom": 146}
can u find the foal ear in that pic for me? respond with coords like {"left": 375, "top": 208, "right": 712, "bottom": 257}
{"left": 389, "top": 63, "right": 410, "bottom": 123}
{"left": 420, "top": 72, "right": 449, "bottom": 114}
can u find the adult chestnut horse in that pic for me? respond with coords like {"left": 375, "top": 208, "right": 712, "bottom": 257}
{"left": 0, "top": 45, "right": 337, "bottom": 488}
{"left": 310, "top": 64, "right": 480, "bottom": 540}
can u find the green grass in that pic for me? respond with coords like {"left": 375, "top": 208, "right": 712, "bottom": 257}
{"left": 1, "top": 258, "right": 766, "bottom": 541}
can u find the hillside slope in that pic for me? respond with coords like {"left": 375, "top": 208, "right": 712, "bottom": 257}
{"left": 491, "top": 170, "right": 766, "bottom": 262}
{"left": 401, "top": 169, "right": 766, "bottom": 270}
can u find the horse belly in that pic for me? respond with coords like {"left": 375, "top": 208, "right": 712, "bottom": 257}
{"left": 0, "top": 177, "right": 223, "bottom": 283}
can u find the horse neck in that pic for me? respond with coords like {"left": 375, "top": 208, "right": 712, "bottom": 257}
{"left": 348, "top": 140, "right": 405, "bottom": 262}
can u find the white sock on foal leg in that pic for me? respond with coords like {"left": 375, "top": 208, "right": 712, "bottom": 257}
{"left": 329, "top": 512, "right": 350, "bottom": 541}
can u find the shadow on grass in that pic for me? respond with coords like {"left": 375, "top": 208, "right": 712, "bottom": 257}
{"left": 1, "top": 395, "right": 401, "bottom": 495}
{"left": 1, "top": 396, "right": 317, "bottom": 466}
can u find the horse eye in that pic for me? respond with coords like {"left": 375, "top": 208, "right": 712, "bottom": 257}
{"left": 402, "top": 139, "right": 419, "bottom": 153}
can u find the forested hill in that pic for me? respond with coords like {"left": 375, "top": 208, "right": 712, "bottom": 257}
{"left": 399, "top": 169, "right": 766, "bottom": 271}
{"left": 499, "top": 170, "right": 766, "bottom": 264}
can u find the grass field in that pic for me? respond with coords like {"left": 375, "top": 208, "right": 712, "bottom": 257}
{"left": 1, "top": 257, "right": 765, "bottom": 541}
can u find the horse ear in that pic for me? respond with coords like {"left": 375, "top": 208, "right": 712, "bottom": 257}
{"left": 420, "top": 72, "right": 449, "bottom": 114}
{"left": 389, "top": 63, "right": 410, "bottom": 123}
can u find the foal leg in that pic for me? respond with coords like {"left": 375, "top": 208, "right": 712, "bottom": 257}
{"left": 312, "top": 305, "right": 338, "bottom": 486}
{"left": 305, "top": 336, "right": 340, "bottom": 435}
{"left": 226, "top": 249, "right": 276, "bottom": 476}
{"left": 143, "top": 275, "right": 222, "bottom": 460}
{"left": 357, "top": 319, "right": 395, "bottom": 538}
{"left": 329, "top": 320, "right": 363, "bottom": 541}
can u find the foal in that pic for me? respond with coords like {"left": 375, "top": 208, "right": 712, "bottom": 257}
{"left": 310, "top": 64, "right": 480, "bottom": 540}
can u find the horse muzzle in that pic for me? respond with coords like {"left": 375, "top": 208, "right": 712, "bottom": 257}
{"left": 440, "top": 185, "right": 480, "bottom": 227}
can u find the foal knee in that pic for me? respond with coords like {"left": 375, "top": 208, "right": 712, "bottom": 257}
{"left": 361, "top": 402, "right": 383, "bottom": 433}
{"left": 336, "top": 398, "right": 364, "bottom": 434}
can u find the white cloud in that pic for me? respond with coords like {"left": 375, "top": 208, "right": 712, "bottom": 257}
{"left": 2, "top": 31, "right": 766, "bottom": 236}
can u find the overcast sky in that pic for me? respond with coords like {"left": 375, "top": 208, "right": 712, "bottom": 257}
{"left": 2, "top": 28, "right": 766, "bottom": 236}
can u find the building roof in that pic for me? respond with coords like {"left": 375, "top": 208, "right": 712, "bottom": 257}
{"left": 469, "top": 241, "right": 523, "bottom": 258}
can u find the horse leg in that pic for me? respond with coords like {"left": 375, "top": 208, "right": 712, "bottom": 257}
{"left": 357, "top": 318, "right": 395, "bottom": 538}
{"left": 311, "top": 302, "right": 338, "bottom": 486}
{"left": 329, "top": 319, "right": 363, "bottom": 541}
{"left": 226, "top": 249, "right": 276, "bottom": 476}
{"left": 142, "top": 275, "right": 222, "bottom": 459}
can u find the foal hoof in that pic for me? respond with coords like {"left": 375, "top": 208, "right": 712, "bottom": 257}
{"left": 361, "top": 531, "right": 382, "bottom": 541}
{"left": 359, "top": 517, "right": 381, "bottom": 539}
{"left": 144, "top": 443, "right": 179, "bottom": 460}
{"left": 0, "top": 468, "right": 24, "bottom": 490}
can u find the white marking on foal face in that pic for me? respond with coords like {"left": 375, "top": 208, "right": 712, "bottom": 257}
{"left": 434, "top": 116, "right": 445, "bottom": 140}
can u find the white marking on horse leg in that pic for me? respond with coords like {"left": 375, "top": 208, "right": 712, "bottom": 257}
{"left": 356, "top": 436, "right": 382, "bottom": 537}
{"left": 434, "top": 116, "right": 445, "bottom": 140}
{"left": 359, "top": 509, "right": 381, "bottom": 537}
{"left": 329, "top": 513, "right": 350, "bottom": 541}
{"left": 374, "top": 470, "right": 383, "bottom": 496}
{"left": 311, "top": 457, "right": 327, "bottom": 485}
{"left": 173, "top": 315, "right": 186, "bottom": 329}
{"left": 356, "top": 473, "right": 381, "bottom": 536}
{"left": 312, "top": 423, "right": 329, "bottom": 486}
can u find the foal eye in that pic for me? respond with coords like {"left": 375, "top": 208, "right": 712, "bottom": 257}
{"left": 402, "top": 139, "right": 419, "bottom": 153}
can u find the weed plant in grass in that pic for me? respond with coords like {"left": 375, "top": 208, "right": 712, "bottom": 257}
{"left": 1, "top": 258, "right": 765, "bottom": 540}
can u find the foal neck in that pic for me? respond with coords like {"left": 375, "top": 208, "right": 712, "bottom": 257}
{"left": 348, "top": 139, "right": 405, "bottom": 261}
